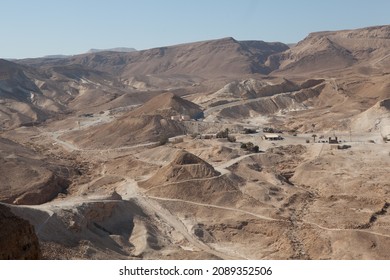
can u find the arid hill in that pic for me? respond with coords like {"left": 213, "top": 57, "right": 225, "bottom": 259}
{"left": 62, "top": 93, "right": 204, "bottom": 148}
{"left": 1, "top": 25, "right": 390, "bottom": 260}
{"left": 142, "top": 150, "right": 220, "bottom": 187}
{"left": 351, "top": 98, "right": 390, "bottom": 134}
{"left": 127, "top": 92, "right": 203, "bottom": 119}
{"left": 271, "top": 25, "right": 390, "bottom": 74}
{"left": 63, "top": 37, "right": 289, "bottom": 78}
{"left": 200, "top": 78, "right": 326, "bottom": 121}
{"left": 0, "top": 59, "right": 131, "bottom": 128}
{"left": 62, "top": 114, "right": 185, "bottom": 149}
{"left": 140, "top": 150, "right": 252, "bottom": 206}
{"left": 0, "top": 59, "right": 55, "bottom": 128}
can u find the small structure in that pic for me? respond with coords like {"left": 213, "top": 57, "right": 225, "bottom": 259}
{"left": 171, "top": 115, "right": 191, "bottom": 121}
{"left": 171, "top": 115, "right": 181, "bottom": 121}
{"left": 202, "top": 134, "right": 214, "bottom": 139}
{"left": 329, "top": 136, "right": 338, "bottom": 144}
{"left": 180, "top": 115, "right": 191, "bottom": 121}
{"left": 263, "top": 134, "right": 282, "bottom": 141}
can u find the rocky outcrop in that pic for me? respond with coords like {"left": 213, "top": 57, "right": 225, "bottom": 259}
{"left": 12, "top": 175, "right": 70, "bottom": 205}
{"left": 0, "top": 204, "right": 41, "bottom": 259}
{"left": 0, "top": 137, "right": 73, "bottom": 205}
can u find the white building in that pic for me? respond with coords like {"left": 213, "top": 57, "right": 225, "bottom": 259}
{"left": 263, "top": 134, "right": 282, "bottom": 141}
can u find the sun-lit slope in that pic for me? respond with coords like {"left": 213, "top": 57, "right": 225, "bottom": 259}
{"left": 62, "top": 92, "right": 206, "bottom": 148}
{"left": 140, "top": 150, "right": 257, "bottom": 207}
{"left": 60, "top": 37, "right": 289, "bottom": 78}
{"left": 272, "top": 25, "right": 390, "bottom": 74}
{"left": 127, "top": 92, "right": 203, "bottom": 119}
{"left": 351, "top": 98, "right": 390, "bottom": 134}
{"left": 63, "top": 114, "right": 185, "bottom": 149}
{"left": 0, "top": 59, "right": 59, "bottom": 128}
{"left": 0, "top": 59, "right": 134, "bottom": 128}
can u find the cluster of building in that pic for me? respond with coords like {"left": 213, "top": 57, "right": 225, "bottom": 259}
{"left": 170, "top": 114, "right": 191, "bottom": 121}
{"left": 262, "top": 134, "right": 283, "bottom": 141}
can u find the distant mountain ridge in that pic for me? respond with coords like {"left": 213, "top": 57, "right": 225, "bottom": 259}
{"left": 87, "top": 47, "right": 137, "bottom": 53}
{"left": 1, "top": 24, "right": 389, "bottom": 129}
{"left": 58, "top": 37, "right": 290, "bottom": 78}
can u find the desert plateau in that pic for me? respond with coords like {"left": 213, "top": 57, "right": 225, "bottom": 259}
{"left": 1, "top": 25, "right": 390, "bottom": 260}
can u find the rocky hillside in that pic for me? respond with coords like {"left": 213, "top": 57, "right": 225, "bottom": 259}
{"left": 271, "top": 25, "right": 390, "bottom": 74}
{"left": 127, "top": 92, "right": 203, "bottom": 119}
{"left": 0, "top": 137, "right": 74, "bottom": 205}
{"left": 142, "top": 150, "right": 220, "bottom": 187}
{"left": 61, "top": 37, "right": 289, "bottom": 78}
{"left": 62, "top": 114, "right": 185, "bottom": 148}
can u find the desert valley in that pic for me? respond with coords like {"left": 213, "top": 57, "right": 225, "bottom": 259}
{"left": 1, "top": 25, "right": 390, "bottom": 260}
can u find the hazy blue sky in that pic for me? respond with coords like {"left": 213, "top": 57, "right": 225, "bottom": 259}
{"left": 1, "top": 0, "right": 389, "bottom": 58}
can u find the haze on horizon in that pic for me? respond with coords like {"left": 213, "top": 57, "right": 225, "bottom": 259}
{"left": 1, "top": 0, "right": 389, "bottom": 59}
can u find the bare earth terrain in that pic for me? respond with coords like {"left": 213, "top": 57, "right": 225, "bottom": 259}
{"left": 1, "top": 25, "right": 389, "bottom": 259}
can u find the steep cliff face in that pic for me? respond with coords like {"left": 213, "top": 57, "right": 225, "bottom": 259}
{"left": 0, "top": 204, "right": 41, "bottom": 259}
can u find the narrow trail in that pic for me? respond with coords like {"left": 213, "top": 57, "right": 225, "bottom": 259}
{"left": 204, "top": 90, "right": 302, "bottom": 116}
{"left": 34, "top": 125, "right": 244, "bottom": 259}
{"left": 373, "top": 53, "right": 390, "bottom": 65}
{"left": 137, "top": 195, "right": 243, "bottom": 260}
{"left": 144, "top": 175, "right": 224, "bottom": 194}
{"left": 30, "top": 113, "right": 390, "bottom": 261}
{"left": 149, "top": 196, "right": 289, "bottom": 223}
{"left": 214, "top": 153, "right": 257, "bottom": 174}
{"left": 147, "top": 195, "right": 390, "bottom": 240}
{"left": 42, "top": 122, "right": 390, "bottom": 242}
{"left": 40, "top": 127, "right": 158, "bottom": 153}
{"left": 117, "top": 178, "right": 244, "bottom": 260}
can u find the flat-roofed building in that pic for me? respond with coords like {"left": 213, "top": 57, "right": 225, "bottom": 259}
{"left": 263, "top": 134, "right": 282, "bottom": 141}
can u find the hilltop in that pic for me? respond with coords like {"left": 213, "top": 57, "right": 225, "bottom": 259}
{"left": 127, "top": 92, "right": 203, "bottom": 119}
{"left": 272, "top": 25, "right": 390, "bottom": 74}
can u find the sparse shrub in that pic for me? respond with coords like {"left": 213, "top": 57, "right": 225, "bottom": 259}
{"left": 216, "top": 128, "right": 229, "bottom": 138}
{"left": 243, "top": 128, "right": 257, "bottom": 134}
{"left": 337, "top": 144, "right": 351, "bottom": 150}
{"left": 246, "top": 142, "right": 254, "bottom": 151}
{"left": 227, "top": 135, "right": 236, "bottom": 143}
{"left": 240, "top": 142, "right": 260, "bottom": 153}
{"left": 158, "top": 134, "right": 169, "bottom": 146}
